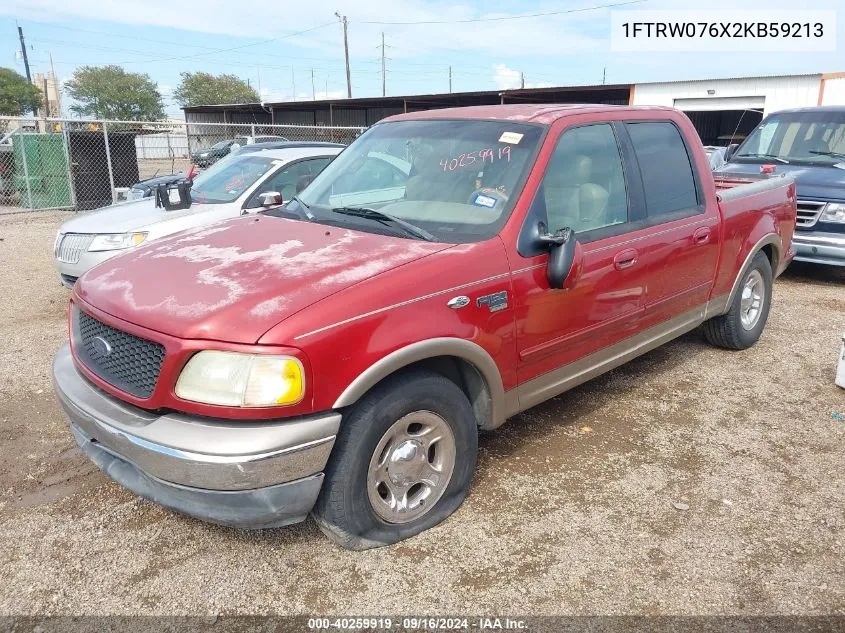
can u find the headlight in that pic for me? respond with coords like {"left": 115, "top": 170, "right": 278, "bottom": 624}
{"left": 53, "top": 231, "right": 63, "bottom": 256}
{"left": 820, "top": 202, "right": 845, "bottom": 224}
{"left": 88, "top": 232, "right": 148, "bottom": 252}
{"left": 175, "top": 351, "right": 305, "bottom": 407}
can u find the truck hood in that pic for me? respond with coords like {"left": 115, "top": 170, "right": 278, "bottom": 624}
{"left": 75, "top": 216, "right": 451, "bottom": 343}
{"left": 718, "top": 162, "right": 845, "bottom": 201}
{"left": 59, "top": 198, "right": 228, "bottom": 234}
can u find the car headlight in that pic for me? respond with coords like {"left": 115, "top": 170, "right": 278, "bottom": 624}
{"left": 820, "top": 202, "right": 845, "bottom": 224}
{"left": 88, "top": 232, "right": 148, "bottom": 252}
{"left": 175, "top": 351, "right": 305, "bottom": 407}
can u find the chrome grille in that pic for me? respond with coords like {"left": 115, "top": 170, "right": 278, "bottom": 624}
{"left": 795, "top": 200, "right": 825, "bottom": 229}
{"left": 71, "top": 306, "right": 165, "bottom": 399}
{"left": 56, "top": 234, "right": 94, "bottom": 264}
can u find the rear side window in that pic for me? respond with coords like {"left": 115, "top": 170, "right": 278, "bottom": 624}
{"left": 626, "top": 122, "right": 698, "bottom": 218}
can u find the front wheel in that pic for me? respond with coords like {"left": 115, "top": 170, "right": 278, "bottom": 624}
{"left": 312, "top": 369, "right": 478, "bottom": 550}
{"left": 703, "top": 251, "right": 773, "bottom": 350}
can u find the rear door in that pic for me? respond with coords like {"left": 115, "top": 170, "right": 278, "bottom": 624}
{"left": 621, "top": 121, "right": 720, "bottom": 323}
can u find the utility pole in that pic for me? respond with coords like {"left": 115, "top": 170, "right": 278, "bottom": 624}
{"left": 50, "top": 52, "right": 61, "bottom": 116}
{"left": 335, "top": 13, "right": 352, "bottom": 98}
{"left": 311, "top": 68, "right": 316, "bottom": 100}
{"left": 520, "top": 71, "right": 525, "bottom": 89}
{"left": 381, "top": 32, "right": 386, "bottom": 97}
{"left": 602, "top": 67, "right": 606, "bottom": 85}
{"left": 291, "top": 68, "right": 296, "bottom": 101}
{"left": 448, "top": 65, "right": 452, "bottom": 93}
{"left": 17, "top": 25, "right": 32, "bottom": 83}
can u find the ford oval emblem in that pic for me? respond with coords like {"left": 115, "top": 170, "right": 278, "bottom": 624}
{"left": 90, "top": 336, "right": 113, "bottom": 357}
{"left": 447, "top": 296, "right": 470, "bottom": 309}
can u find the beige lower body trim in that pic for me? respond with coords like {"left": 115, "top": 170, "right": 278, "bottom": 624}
{"left": 504, "top": 296, "right": 727, "bottom": 419}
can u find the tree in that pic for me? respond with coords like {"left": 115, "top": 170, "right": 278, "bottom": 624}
{"left": 173, "top": 72, "right": 259, "bottom": 107}
{"left": 64, "top": 65, "right": 164, "bottom": 121}
{"left": 0, "top": 67, "right": 41, "bottom": 116}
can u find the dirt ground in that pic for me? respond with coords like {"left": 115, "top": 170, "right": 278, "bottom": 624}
{"left": 0, "top": 210, "right": 843, "bottom": 617}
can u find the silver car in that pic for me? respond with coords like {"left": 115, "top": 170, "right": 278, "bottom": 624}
{"left": 53, "top": 146, "right": 341, "bottom": 287}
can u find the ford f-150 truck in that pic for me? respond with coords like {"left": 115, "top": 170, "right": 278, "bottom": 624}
{"left": 52, "top": 104, "right": 796, "bottom": 549}
{"left": 716, "top": 106, "right": 845, "bottom": 267}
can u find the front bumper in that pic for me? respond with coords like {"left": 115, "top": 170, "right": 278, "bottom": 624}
{"left": 792, "top": 231, "right": 845, "bottom": 267}
{"left": 52, "top": 345, "right": 340, "bottom": 528}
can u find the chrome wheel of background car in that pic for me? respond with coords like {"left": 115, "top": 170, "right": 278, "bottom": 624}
{"left": 367, "top": 411, "right": 456, "bottom": 524}
{"left": 740, "top": 269, "right": 765, "bottom": 330}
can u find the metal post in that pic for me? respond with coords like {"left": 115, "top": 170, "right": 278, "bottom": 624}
{"left": 381, "top": 32, "right": 386, "bottom": 97}
{"left": 166, "top": 131, "right": 174, "bottom": 173}
{"left": 102, "top": 120, "right": 117, "bottom": 205}
{"left": 18, "top": 129, "right": 33, "bottom": 209}
{"left": 251, "top": 124, "right": 256, "bottom": 137}
{"left": 61, "top": 123, "right": 77, "bottom": 210}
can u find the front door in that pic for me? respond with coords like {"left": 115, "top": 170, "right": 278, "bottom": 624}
{"left": 511, "top": 121, "right": 658, "bottom": 408}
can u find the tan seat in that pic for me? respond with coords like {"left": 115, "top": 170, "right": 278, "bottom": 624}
{"left": 544, "top": 154, "right": 609, "bottom": 232}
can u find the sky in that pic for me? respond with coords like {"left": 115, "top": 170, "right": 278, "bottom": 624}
{"left": 0, "top": 0, "right": 842, "bottom": 117}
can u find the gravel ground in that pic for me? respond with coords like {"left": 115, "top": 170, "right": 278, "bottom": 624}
{"left": 0, "top": 210, "right": 843, "bottom": 617}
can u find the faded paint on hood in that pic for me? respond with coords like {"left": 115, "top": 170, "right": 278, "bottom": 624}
{"left": 75, "top": 216, "right": 451, "bottom": 343}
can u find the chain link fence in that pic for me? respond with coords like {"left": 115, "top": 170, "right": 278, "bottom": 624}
{"left": 0, "top": 117, "right": 365, "bottom": 213}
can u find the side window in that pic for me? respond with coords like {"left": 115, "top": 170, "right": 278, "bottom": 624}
{"left": 250, "top": 158, "right": 331, "bottom": 206}
{"left": 540, "top": 123, "right": 628, "bottom": 235}
{"left": 626, "top": 122, "right": 698, "bottom": 218}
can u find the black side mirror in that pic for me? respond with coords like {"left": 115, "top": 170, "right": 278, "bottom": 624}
{"left": 538, "top": 223, "right": 577, "bottom": 289}
{"left": 724, "top": 143, "right": 739, "bottom": 162}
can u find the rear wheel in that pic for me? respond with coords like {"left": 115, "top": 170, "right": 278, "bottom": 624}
{"left": 703, "top": 251, "right": 773, "bottom": 350}
{"left": 312, "top": 369, "right": 478, "bottom": 550}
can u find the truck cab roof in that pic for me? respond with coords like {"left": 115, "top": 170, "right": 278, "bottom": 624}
{"left": 384, "top": 103, "right": 678, "bottom": 125}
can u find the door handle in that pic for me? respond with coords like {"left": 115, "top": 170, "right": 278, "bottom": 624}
{"left": 613, "top": 248, "right": 638, "bottom": 270}
{"left": 692, "top": 227, "right": 711, "bottom": 245}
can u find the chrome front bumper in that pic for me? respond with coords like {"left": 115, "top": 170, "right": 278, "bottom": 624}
{"left": 52, "top": 345, "right": 340, "bottom": 528}
{"left": 792, "top": 232, "right": 845, "bottom": 267}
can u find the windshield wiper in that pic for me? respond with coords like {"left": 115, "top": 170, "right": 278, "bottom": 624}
{"left": 734, "top": 153, "right": 790, "bottom": 164}
{"left": 291, "top": 195, "right": 316, "bottom": 221}
{"left": 808, "top": 150, "right": 845, "bottom": 160}
{"left": 331, "top": 206, "right": 437, "bottom": 242}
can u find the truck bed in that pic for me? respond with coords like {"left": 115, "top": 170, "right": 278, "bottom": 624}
{"left": 711, "top": 174, "right": 797, "bottom": 298}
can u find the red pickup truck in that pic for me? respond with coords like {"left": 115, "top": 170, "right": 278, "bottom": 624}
{"left": 53, "top": 105, "right": 796, "bottom": 549}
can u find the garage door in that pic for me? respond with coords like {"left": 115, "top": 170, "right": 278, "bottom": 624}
{"left": 674, "top": 96, "right": 765, "bottom": 112}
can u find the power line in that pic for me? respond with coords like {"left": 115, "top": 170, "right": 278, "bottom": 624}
{"left": 116, "top": 20, "right": 337, "bottom": 65}
{"left": 357, "top": 0, "right": 646, "bottom": 25}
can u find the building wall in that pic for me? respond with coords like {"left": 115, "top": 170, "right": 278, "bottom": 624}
{"left": 632, "top": 75, "right": 822, "bottom": 116}
{"left": 32, "top": 72, "right": 61, "bottom": 118}
{"left": 820, "top": 75, "right": 845, "bottom": 106}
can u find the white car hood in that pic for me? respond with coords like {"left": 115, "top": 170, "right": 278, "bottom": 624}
{"left": 59, "top": 198, "right": 235, "bottom": 234}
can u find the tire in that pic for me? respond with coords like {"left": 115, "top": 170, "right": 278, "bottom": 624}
{"left": 312, "top": 369, "right": 478, "bottom": 550}
{"left": 703, "top": 251, "right": 773, "bottom": 350}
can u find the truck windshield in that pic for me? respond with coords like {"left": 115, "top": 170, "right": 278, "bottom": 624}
{"left": 287, "top": 119, "right": 544, "bottom": 242}
{"left": 190, "top": 155, "right": 277, "bottom": 204}
{"left": 734, "top": 110, "right": 845, "bottom": 165}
